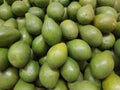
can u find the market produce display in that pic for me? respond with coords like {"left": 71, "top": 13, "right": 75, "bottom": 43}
{"left": 0, "top": 0, "right": 120, "bottom": 90}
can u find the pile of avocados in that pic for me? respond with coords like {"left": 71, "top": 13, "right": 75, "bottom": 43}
{"left": 0, "top": 0, "right": 120, "bottom": 90}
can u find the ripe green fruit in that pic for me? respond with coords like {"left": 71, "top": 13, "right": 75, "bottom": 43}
{"left": 39, "top": 63, "right": 59, "bottom": 88}
{"left": 32, "top": 35, "right": 48, "bottom": 57}
{"left": 28, "top": 6, "right": 45, "bottom": 19}
{"left": 19, "top": 60, "right": 40, "bottom": 82}
{"left": 0, "top": 3, "right": 13, "bottom": 20}
{"left": 42, "top": 15, "right": 62, "bottom": 46}
{"left": 60, "top": 19, "right": 79, "bottom": 40}
{"left": 0, "top": 25, "right": 20, "bottom": 47}
{"left": 80, "top": 25, "right": 103, "bottom": 47}
{"left": 0, "top": 67, "right": 19, "bottom": 89}
{"left": 61, "top": 57, "right": 80, "bottom": 82}
{"left": 102, "top": 72, "right": 120, "bottom": 90}
{"left": 8, "top": 41, "right": 31, "bottom": 68}
{"left": 67, "top": 1, "right": 81, "bottom": 20}
{"left": 25, "top": 13, "right": 43, "bottom": 35}
{"left": 47, "top": 42, "right": 67, "bottom": 69}
{"left": 94, "top": 14, "right": 117, "bottom": 33}
{"left": 90, "top": 50, "right": 114, "bottom": 79}
{"left": 96, "top": 6, "right": 118, "bottom": 20}
{"left": 14, "top": 79, "right": 35, "bottom": 90}
{"left": 76, "top": 4, "right": 95, "bottom": 25}
{"left": 67, "top": 39, "right": 92, "bottom": 61}
{"left": 47, "top": 2, "right": 64, "bottom": 21}
{"left": 12, "top": 1, "right": 28, "bottom": 16}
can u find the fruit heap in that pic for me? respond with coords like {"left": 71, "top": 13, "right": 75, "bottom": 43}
{"left": 0, "top": 0, "right": 120, "bottom": 90}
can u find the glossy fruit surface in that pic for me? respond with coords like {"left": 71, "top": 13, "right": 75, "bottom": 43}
{"left": 102, "top": 72, "right": 120, "bottom": 90}
{"left": 8, "top": 41, "right": 31, "bottom": 68}
{"left": 25, "top": 13, "right": 42, "bottom": 35}
{"left": 12, "top": 1, "right": 28, "bottom": 16}
{"left": 90, "top": 50, "right": 114, "bottom": 79}
{"left": 61, "top": 57, "right": 80, "bottom": 82}
{"left": 39, "top": 63, "right": 59, "bottom": 88}
{"left": 42, "top": 15, "right": 62, "bottom": 46}
{"left": 14, "top": 79, "right": 35, "bottom": 90}
{"left": 67, "top": 39, "right": 91, "bottom": 61}
{"left": 19, "top": 60, "right": 40, "bottom": 82}
{"left": 47, "top": 2, "right": 64, "bottom": 21}
{"left": 80, "top": 25, "right": 102, "bottom": 47}
{"left": 76, "top": 4, "right": 95, "bottom": 25}
{"left": 94, "top": 14, "right": 117, "bottom": 33}
{"left": 0, "top": 67, "right": 19, "bottom": 89}
{"left": 60, "top": 19, "right": 79, "bottom": 40}
{"left": 32, "top": 35, "right": 48, "bottom": 57}
{"left": 0, "top": 0, "right": 120, "bottom": 90}
{"left": 96, "top": 6, "right": 118, "bottom": 20}
{"left": 47, "top": 42, "right": 67, "bottom": 69}
{"left": 0, "top": 3, "right": 13, "bottom": 20}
